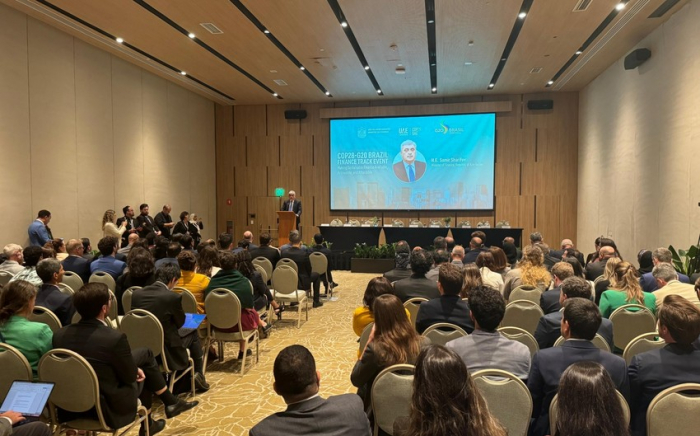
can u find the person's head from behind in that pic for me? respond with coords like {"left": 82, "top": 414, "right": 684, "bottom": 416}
{"left": 451, "top": 245, "right": 465, "bottom": 260}
{"left": 560, "top": 276, "right": 592, "bottom": 305}
{"left": 598, "top": 245, "right": 616, "bottom": 260}
{"left": 81, "top": 238, "right": 91, "bottom": 252}
{"left": 469, "top": 237, "right": 482, "bottom": 250}
{"left": 556, "top": 361, "right": 629, "bottom": 436}
{"left": 469, "top": 287, "right": 505, "bottom": 332}
{"left": 197, "top": 245, "right": 220, "bottom": 275}
{"left": 273, "top": 345, "right": 318, "bottom": 403}
{"left": 259, "top": 233, "right": 272, "bottom": 247}
{"left": 98, "top": 237, "right": 118, "bottom": 257}
{"left": 438, "top": 263, "right": 463, "bottom": 296}
{"left": 3, "top": 244, "right": 23, "bottom": 263}
{"left": 181, "top": 234, "right": 194, "bottom": 250}
{"left": 433, "top": 236, "right": 447, "bottom": 250}
{"left": 521, "top": 245, "right": 544, "bottom": 267}
{"left": 313, "top": 233, "right": 324, "bottom": 245}
{"left": 410, "top": 249, "right": 432, "bottom": 276}
{"left": 652, "top": 263, "right": 679, "bottom": 288}
{"left": 127, "top": 247, "right": 155, "bottom": 279}
{"left": 219, "top": 250, "right": 236, "bottom": 271}
{"left": 371, "top": 294, "right": 419, "bottom": 365}
{"left": 362, "top": 277, "right": 394, "bottom": 310}
{"left": 638, "top": 249, "right": 653, "bottom": 270}
{"left": 551, "top": 262, "right": 574, "bottom": 286}
{"left": 445, "top": 236, "right": 455, "bottom": 251}
{"left": 127, "top": 233, "right": 139, "bottom": 246}
{"left": 400, "top": 140, "right": 417, "bottom": 164}
{"left": 476, "top": 252, "right": 496, "bottom": 271}
{"left": 530, "top": 232, "right": 543, "bottom": 245}
{"left": 51, "top": 239, "right": 66, "bottom": 254}
{"left": 651, "top": 247, "right": 673, "bottom": 266}
{"left": 289, "top": 230, "right": 301, "bottom": 246}
{"left": 562, "top": 257, "right": 585, "bottom": 279}
{"left": 218, "top": 233, "right": 233, "bottom": 250}
{"left": 155, "top": 263, "right": 181, "bottom": 288}
{"left": 657, "top": 294, "right": 700, "bottom": 349}
{"left": 23, "top": 246, "right": 44, "bottom": 267}
{"left": 166, "top": 242, "right": 182, "bottom": 259}
{"left": 36, "top": 258, "right": 63, "bottom": 284}
{"left": 177, "top": 251, "right": 197, "bottom": 273}
{"left": 461, "top": 263, "right": 483, "bottom": 298}
{"left": 432, "top": 249, "right": 449, "bottom": 266}
{"left": 562, "top": 298, "right": 601, "bottom": 340}
{"left": 0, "top": 280, "right": 37, "bottom": 324}
{"left": 73, "top": 283, "right": 110, "bottom": 321}
{"left": 488, "top": 246, "right": 508, "bottom": 272}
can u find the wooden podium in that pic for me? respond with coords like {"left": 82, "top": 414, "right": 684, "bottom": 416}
{"left": 277, "top": 211, "right": 297, "bottom": 246}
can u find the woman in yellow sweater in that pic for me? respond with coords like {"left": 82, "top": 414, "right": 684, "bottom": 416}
{"left": 353, "top": 277, "right": 411, "bottom": 336}
{"left": 175, "top": 251, "right": 210, "bottom": 314}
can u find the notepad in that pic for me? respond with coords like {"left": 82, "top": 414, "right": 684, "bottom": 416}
{"left": 0, "top": 381, "right": 54, "bottom": 417}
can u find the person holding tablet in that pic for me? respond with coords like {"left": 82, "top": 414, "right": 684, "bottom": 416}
{"left": 0, "top": 381, "right": 52, "bottom": 436}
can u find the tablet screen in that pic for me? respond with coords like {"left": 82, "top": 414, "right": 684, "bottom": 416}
{"left": 182, "top": 313, "right": 206, "bottom": 329}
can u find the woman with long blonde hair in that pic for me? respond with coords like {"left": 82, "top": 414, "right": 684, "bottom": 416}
{"left": 594, "top": 257, "right": 621, "bottom": 305}
{"left": 503, "top": 245, "right": 552, "bottom": 301}
{"left": 599, "top": 261, "right": 656, "bottom": 318}
{"left": 461, "top": 263, "right": 483, "bottom": 298}
{"left": 102, "top": 209, "right": 126, "bottom": 239}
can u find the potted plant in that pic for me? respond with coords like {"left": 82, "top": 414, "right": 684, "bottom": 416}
{"left": 443, "top": 217, "right": 452, "bottom": 227}
{"left": 351, "top": 243, "right": 396, "bottom": 273}
{"left": 668, "top": 244, "right": 700, "bottom": 279}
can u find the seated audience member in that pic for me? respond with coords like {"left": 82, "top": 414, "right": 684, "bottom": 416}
{"left": 0, "top": 410, "right": 50, "bottom": 436}
{"left": 651, "top": 263, "right": 700, "bottom": 307}
{"left": 90, "top": 237, "right": 126, "bottom": 280}
{"left": 235, "top": 251, "right": 281, "bottom": 319}
{"left": 175, "top": 251, "right": 209, "bottom": 314}
{"left": 503, "top": 245, "right": 552, "bottom": 301}
{"left": 131, "top": 264, "right": 209, "bottom": 393}
{"left": 250, "top": 345, "right": 370, "bottom": 436}
{"left": 0, "top": 281, "right": 52, "bottom": 376}
{"left": 242, "top": 231, "right": 258, "bottom": 250}
{"left": 599, "top": 262, "right": 656, "bottom": 318}
{"left": 476, "top": 252, "right": 504, "bottom": 294}
{"left": 383, "top": 240, "right": 412, "bottom": 283}
{"left": 463, "top": 237, "right": 484, "bottom": 264}
{"left": 351, "top": 294, "right": 427, "bottom": 413}
{"left": 310, "top": 233, "right": 338, "bottom": 292}
{"left": 534, "top": 243, "right": 558, "bottom": 271}
{"left": 640, "top": 247, "right": 691, "bottom": 293}
{"left": 450, "top": 245, "right": 465, "bottom": 268}
{"left": 393, "top": 249, "right": 440, "bottom": 302}
{"left": 637, "top": 249, "right": 654, "bottom": 274}
{"left": 529, "top": 231, "right": 544, "bottom": 246}
{"left": 217, "top": 232, "right": 234, "bottom": 251}
{"left": 154, "top": 242, "right": 181, "bottom": 269}
{"left": 550, "top": 239, "right": 573, "bottom": 260}
{"left": 40, "top": 244, "right": 55, "bottom": 259}
{"left": 115, "top": 248, "right": 156, "bottom": 315}
{"left": 180, "top": 234, "right": 195, "bottom": 252}
{"left": 118, "top": 233, "right": 140, "bottom": 255}
{"left": 425, "top": 249, "right": 449, "bottom": 282}
{"left": 352, "top": 277, "right": 409, "bottom": 337}
{"left": 585, "top": 245, "right": 616, "bottom": 281}
{"left": 488, "top": 246, "right": 511, "bottom": 279}
{"left": 415, "top": 263, "right": 474, "bottom": 334}
{"left": 629, "top": 295, "right": 700, "bottom": 436}
{"left": 554, "top": 361, "right": 630, "bottom": 436}
{"left": 61, "top": 239, "right": 91, "bottom": 283}
{"left": 195, "top": 245, "right": 221, "bottom": 278}
{"left": 248, "top": 233, "right": 281, "bottom": 270}
{"left": 446, "top": 287, "right": 530, "bottom": 379}
{"left": 539, "top": 262, "right": 574, "bottom": 314}
{"left": 204, "top": 251, "right": 271, "bottom": 353}
{"left": 432, "top": 236, "right": 447, "bottom": 251}
{"left": 281, "top": 231, "right": 322, "bottom": 308}
{"left": 461, "top": 263, "right": 484, "bottom": 298}
{"left": 594, "top": 257, "right": 622, "bottom": 305}
{"left": 9, "top": 246, "right": 44, "bottom": 288}
{"left": 51, "top": 239, "right": 69, "bottom": 261}
{"left": 527, "top": 298, "right": 629, "bottom": 436}
{"left": 53, "top": 283, "right": 197, "bottom": 435}
{"left": 502, "top": 238, "right": 520, "bottom": 266}
{"left": 562, "top": 247, "right": 586, "bottom": 271}
{"left": 35, "top": 258, "right": 75, "bottom": 326}
{"left": 534, "top": 277, "right": 614, "bottom": 350}
{"left": 0, "top": 244, "right": 24, "bottom": 275}
{"left": 396, "top": 345, "right": 506, "bottom": 436}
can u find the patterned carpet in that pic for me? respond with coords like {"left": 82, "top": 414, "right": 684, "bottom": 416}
{"left": 144, "top": 271, "right": 376, "bottom": 436}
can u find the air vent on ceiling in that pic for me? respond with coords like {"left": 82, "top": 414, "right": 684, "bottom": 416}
{"left": 273, "top": 79, "right": 288, "bottom": 86}
{"left": 530, "top": 67, "right": 543, "bottom": 74}
{"left": 648, "top": 0, "right": 681, "bottom": 18}
{"left": 199, "top": 22, "right": 223, "bottom": 34}
{"left": 573, "top": 0, "right": 593, "bottom": 12}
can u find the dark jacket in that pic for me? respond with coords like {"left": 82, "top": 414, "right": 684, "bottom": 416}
{"left": 539, "top": 287, "right": 561, "bottom": 314}
{"left": 62, "top": 255, "right": 92, "bottom": 284}
{"left": 393, "top": 274, "right": 440, "bottom": 303}
{"left": 533, "top": 310, "right": 614, "bottom": 350}
{"left": 415, "top": 295, "right": 474, "bottom": 334}
{"left": 249, "top": 246, "right": 282, "bottom": 270}
{"left": 36, "top": 284, "right": 75, "bottom": 327}
{"left": 281, "top": 247, "right": 314, "bottom": 291}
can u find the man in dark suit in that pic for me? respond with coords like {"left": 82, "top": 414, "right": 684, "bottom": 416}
{"left": 36, "top": 258, "right": 75, "bottom": 326}
{"left": 62, "top": 239, "right": 91, "bottom": 283}
{"left": 585, "top": 245, "right": 615, "bottom": 281}
{"left": 249, "top": 233, "right": 281, "bottom": 270}
{"left": 628, "top": 294, "right": 700, "bottom": 436}
{"left": 462, "top": 237, "right": 484, "bottom": 264}
{"left": 281, "top": 191, "right": 302, "bottom": 228}
{"left": 242, "top": 231, "right": 259, "bottom": 251}
{"left": 392, "top": 140, "right": 426, "bottom": 182}
{"left": 528, "top": 298, "right": 629, "bottom": 436}
{"left": 154, "top": 205, "right": 174, "bottom": 240}
{"left": 415, "top": 263, "right": 474, "bottom": 334}
{"left": 52, "top": 283, "right": 198, "bottom": 436}
{"left": 549, "top": 238, "right": 573, "bottom": 259}
{"left": 310, "top": 233, "right": 337, "bottom": 293}
{"left": 539, "top": 262, "right": 574, "bottom": 314}
{"left": 250, "top": 345, "right": 371, "bottom": 436}
{"left": 116, "top": 205, "right": 138, "bottom": 248}
{"left": 383, "top": 241, "right": 412, "bottom": 283}
{"left": 130, "top": 264, "right": 209, "bottom": 393}
{"left": 393, "top": 249, "right": 440, "bottom": 302}
{"left": 639, "top": 247, "right": 691, "bottom": 293}
{"left": 534, "top": 277, "right": 614, "bottom": 350}
{"left": 135, "top": 204, "right": 161, "bottom": 244}
{"left": 280, "top": 231, "right": 322, "bottom": 308}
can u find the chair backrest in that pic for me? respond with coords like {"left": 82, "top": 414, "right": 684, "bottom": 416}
{"left": 271, "top": 265, "right": 299, "bottom": 295}
{"left": 371, "top": 364, "right": 415, "bottom": 436}
{"left": 254, "top": 264, "right": 268, "bottom": 283}
{"left": 309, "top": 252, "right": 328, "bottom": 276}
{"left": 550, "top": 390, "right": 630, "bottom": 435}
{"left": 403, "top": 297, "right": 428, "bottom": 331}
{"left": 330, "top": 219, "right": 343, "bottom": 227}
{"left": 29, "top": 306, "right": 62, "bottom": 332}
{"left": 509, "top": 285, "right": 542, "bottom": 304}
{"left": 497, "top": 326, "right": 539, "bottom": 357}
{"left": 421, "top": 323, "right": 468, "bottom": 346}
{"left": 593, "top": 275, "right": 606, "bottom": 286}
{"left": 277, "top": 258, "right": 298, "bottom": 273}
{"left": 472, "top": 369, "right": 532, "bottom": 436}
{"left": 0, "top": 271, "right": 13, "bottom": 287}
{"left": 647, "top": 383, "right": 700, "bottom": 436}
{"left": 359, "top": 322, "right": 374, "bottom": 355}
{"left": 108, "top": 290, "right": 118, "bottom": 326}
{"left": 120, "top": 309, "right": 168, "bottom": 369}
{"left": 500, "top": 300, "right": 545, "bottom": 335}
{"left": 204, "top": 288, "right": 242, "bottom": 331}
{"left": 609, "top": 304, "right": 657, "bottom": 351}
{"left": 0, "top": 343, "right": 32, "bottom": 399}
{"left": 89, "top": 271, "right": 116, "bottom": 292}
{"left": 61, "top": 271, "right": 84, "bottom": 292}
{"left": 176, "top": 288, "right": 199, "bottom": 314}
{"left": 252, "top": 257, "right": 273, "bottom": 282}
{"left": 121, "top": 286, "right": 142, "bottom": 314}
{"left": 623, "top": 332, "right": 666, "bottom": 365}
{"left": 57, "top": 282, "right": 74, "bottom": 297}
{"left": 553, "top": 334, "right": 611, "bottom": 352}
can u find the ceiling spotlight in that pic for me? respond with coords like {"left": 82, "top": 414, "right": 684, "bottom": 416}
{"left": 116, "top": 37, "right": 124, "bottom": 44}
{"left": 518, "top": 12, "right": 527, "bottom": 19}
{"left": 464, "top": 61, "right": 473, "bottom": 65}
{"left": 325, "top": 91, "right": 331, "bottom": 96}
{"left": 575, "top": 50, "right": 583, "bottom": 55}
{"left": 615, "top": 2, "right": 625, "bottom": 10}
{"left": 488, "top": 83, "right": 495, "bottom": 88}
{"left": 430, "top": 63, "right": 436, "bottom": 67}
{"left": 364, "top": 65, "right": 370, "bottom": 70}
{"left": 341, "top": 21, "right": 348, "bottom": 28}
{"left": 188, "top": 32, "right": 195, "bottom": 39}
{"left": 376, "top": 89, "right": 382, "bottom": 94}
{"left": 427, "top": 19, "right": 434, "bottom": 24}
{"left": 272, "top": 92, "right": 278, "bottom": 97}
{"left": 263, "top": 29, "right": 270, "bottom": 34}
{"left": 547, "top": 80, "right": 554, "bottom": 85}
{"left": 180, "top": 71, "right": 187, "bottom": 76}
{"left": 431, "top": 87, "right": 437, "bottom": 92}
{"left": 300, "top": 66, "right": 305, "bottom": 70}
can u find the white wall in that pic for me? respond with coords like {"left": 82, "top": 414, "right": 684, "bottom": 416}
{"left": 578, "top": 0, "right": 700, "bottom": 260}
{"left": 0, "top": 3, "right": 216, "bottom": 247}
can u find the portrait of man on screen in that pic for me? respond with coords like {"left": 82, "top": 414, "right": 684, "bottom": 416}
{"left": 393, "top": 140, "right": 426, "bottom": 183}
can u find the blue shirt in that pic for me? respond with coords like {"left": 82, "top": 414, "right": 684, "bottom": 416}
{"left": 28, "top": 220, "right": 50, "bottom": 246}
{"left": 90, "top": 256, "right": 126, "bottom": 279}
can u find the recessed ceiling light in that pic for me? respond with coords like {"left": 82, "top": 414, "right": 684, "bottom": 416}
{"left": 430, "top": 63, "right": 436, "bottom": 67}
{"left": 488, "top": 83, "right": 495, "bottom": 88}
{"left": 431, "top": 87, "right": 437, "bottom": 92}
{"left": 518, "top": 12, "right": 527, "bottom": 19}
{"left": 377, "top": 89, "right": 382, "bottom": 94}
{"left": 180, "top": 71, "right": 187, "bottom": 76}
{"left": 547, "top": 80, "right": 554, "bottom": 85}
{"left": 300, "top": 66, "right": 305, "bottom": 70}
{"left": 615, "top": 2, "right": 625, "bottom": 10}
{"left": 325, "top": 91, "right": 331, "bottom": 96}
{"left": 188, "top": 32, "right": 195, "bottom": 39}
{"left": 364, "top": 65, "right": 370, "bottom": 70}
{"left": 341, "top": 21, "right": 348, "bottom": 28}
{"left": 575, "top": 50, "right": 583, "bottom": 55}
{"left": 116, "top": 37, "right": 124, "bottom": 44}
{"left": 428, "top": 19, "right": 434, "bottom": 24}
{"left": 501, "top": 58, "right": 507, "bottom": 61}
{"left": 270, "top": 70, "right": 277, "bottom": 73}
{"left": 464, "top": 61, "right": 473, "bottom": 65}
{"left": 272, "top": 92, "right": 278, "bottom": 97}
{"left": 263, "top": 29, "right": 270, "bottom": 34}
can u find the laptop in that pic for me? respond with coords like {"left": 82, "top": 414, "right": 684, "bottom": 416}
{"left": 0, "top": 381, "right": 55, "bottom": 417}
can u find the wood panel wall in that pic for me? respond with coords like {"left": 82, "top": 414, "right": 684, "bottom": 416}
{"left": 216, "top": 92, "right": 578, "bottom": 248}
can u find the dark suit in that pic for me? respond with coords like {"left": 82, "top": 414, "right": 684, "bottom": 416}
{"left": 62, "top": 255, "right": 91, "bottom": 284}
{"left": 393, "top": 274, "right": 440, "bottom": 303}
{"left": 281, "top": 199, "right": 302, "bottom": 227}
{"left": 628, "top": 344, "right": 700, "bottom": 436}
{"left": 154, "top": 212, "right": 173, "bottom": 239}
{"left": 585, "top": 259, "right": 607, "bottom": 281}
{"left": 539, "top": 287, "right": 561, "bottom": 314}
{"left": 116, "top": 216, "right": 137, "bottom": 248}
{"left": 639, "top": 271, "right": 690, "bottom": 293}
{"left": 415, "top": 295, "right": 474, "bottom": 334}
{"left": 281, "top": 247, "right": 320, "bottom": 303}
{"left": 36, "top": 284, "right": 75, "bottom": 327}
{"left": 250, "top": 394, "right": 371, "bottom": 436}
{"left": 250, "top": 246, "right": 281, "bottom": 270}
{"left": 135, "top": 214, "right": 159, "bottom": 242}
{"left": 392, "top": 160, "right": 426, "bottom": 182}
{"left": 463, "top": 249, "right": 480, "bottom": 265}
{"left": 528, "top": 340, "right": 629, "bottom": 436}
{"left": 311, "top": 244, "right": 335, "bottom": 290}
{"left": 543, "top": 254, "right": 559, "bottom": 271}
{"left": 533, "top": 310, "right": 614, "bottom": 350}
{"left": 382, "top": 267, "right": 412, "bottom": 284}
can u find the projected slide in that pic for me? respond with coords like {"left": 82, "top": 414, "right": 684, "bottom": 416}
{"left": 330, "top": 113, "right": 495, "bottom": 211}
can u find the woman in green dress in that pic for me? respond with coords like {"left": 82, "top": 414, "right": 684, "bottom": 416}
{"left": 599, "top": 261, "right": 656, "bottom": 318}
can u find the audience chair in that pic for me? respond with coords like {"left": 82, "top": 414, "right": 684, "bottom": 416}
{"left": 89, "top": 271, "right": 117, "bottom": 293}
{"left": 623, "top": 332, "right": 666, "bottom": 365}
{"left": 276, "top": 258, "right": 298, "bottom": 273}
{"left": 121, "top": 286, "right": 142, "bottom": 314}
{"left": 508, "top": 285, "right": 543, "bottom": 304}
{"left": 371, "top": 364, "right": 415, "bottom": 436}
{"left": 244, "top": 278, "right": 267, "bottom": 321}
{"left": 29, "top": 306, "right": 62, "bottom": 333}
{"left": 550, "top": 390, "right": 630, "bottom": 434}
{"left": 174, "top": 287, "right": 199, "bottom": 314}
{"left": 57, "top": 282, "right": 75, "bottom": 297}
{"left": 253, "top": 264, "right": 268, "bottom": 284}
{"left": 500, "top": 300, "right": 544, "bottom": 335}
{"left": 593, "top": 275, "right": 607, "bottom": 287}
{"left": 497, "top": 326, "right": 539, "bottom": 357}
{"left": 472, "top": 369, "right": 532, "bottom": 436}
{"left": 553, "top": 334, "right": 611, "bottom": 352}
{"left": 38, "top": 348, "right": 148, "bottom": 436}
{"left": 202, "top": 289, "right": 259, "bottom": 376}
{"left": 329, "top": 219, "right": 344, "bottom": 227}
{"left": 359, "top": 322, "right": 374, "bottom": 355}
{"left": 647, "top": 383, "right": 700, "bottom": 436}
{"left": 121, "top": 309, "right": 195, "bottom": 396}
{"left": 309, "top": 252, "right": 331, "bottom": 295}
{"left": 108, "top": 290, "right": 120, "bottom": 329}
{"left": 61, "top": 271, "right": 83, "bottom": 293}
{"left": 421, "top": 323, "right": 468, "bottom": 346}
{"left": 271, "top": 265, "right": 308, "bottom": 328}
{"left": 0, "top": 271, "right": 15, "bottom": 287}
{"left": 0, "top": 342, "right": 32, "bottom": 399}
{"left": 609, "top": 304, "right": 656, "bottom": 352}
{"left": 252, "top": 257, "right": 273, "bottom": 283}
{"left": 403, "top": 298, "right": 428, "bottom": 332}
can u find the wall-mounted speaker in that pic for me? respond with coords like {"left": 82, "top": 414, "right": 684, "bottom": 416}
{"left": 284, "top": 109, "right": 307, "bottom": 120}
{"left": 527, "top": 100, "right": 554, "bottom": 111}
{"left": 624, "top": 48, "right": 651, "bottom": 70}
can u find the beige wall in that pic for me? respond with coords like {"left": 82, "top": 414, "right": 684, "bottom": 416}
{"left": 0, "top": 3, "right": 216, "bottom": 248}
{"left": 579, "top": 0, "right": 700, "bottom": 260}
